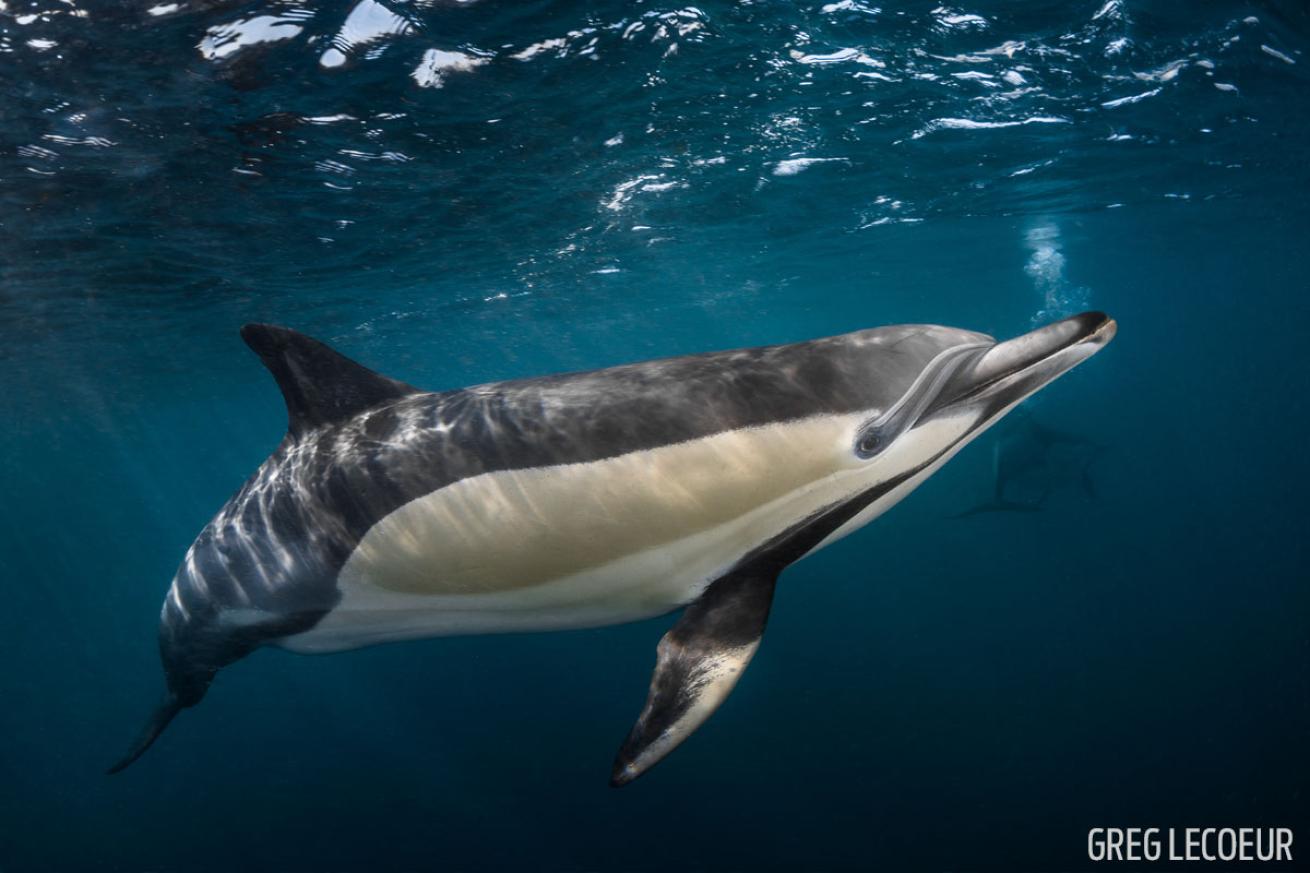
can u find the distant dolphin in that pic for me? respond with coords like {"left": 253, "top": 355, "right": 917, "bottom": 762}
{"left": 953, "top": 407, "right": 1108, "bottom": 517}
{"left": 109, "top": 312, "right": 1116, "bottom": 784}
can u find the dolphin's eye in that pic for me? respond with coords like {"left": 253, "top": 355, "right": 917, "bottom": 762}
{"left": 855, "top": 429, "right": 886, "bottom": 458}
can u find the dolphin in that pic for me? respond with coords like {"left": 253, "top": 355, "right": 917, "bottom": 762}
{"left": 953, "top": 407, "right": 1109, "bottom": 517}
{"left": 108, "top": 311, "right": 1116, "bottom": 784}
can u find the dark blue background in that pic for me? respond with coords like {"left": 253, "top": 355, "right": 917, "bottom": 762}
{"left": 2, "top": 2, "right": 1306, "bottom": 870}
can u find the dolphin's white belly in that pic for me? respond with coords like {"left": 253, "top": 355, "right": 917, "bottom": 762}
{"left": 281, "top": 412, "right": 874, "bottom": 653}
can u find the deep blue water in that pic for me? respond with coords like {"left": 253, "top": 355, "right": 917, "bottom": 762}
{"left": 3, "top": 1, "right": 1309, "bottom": 871}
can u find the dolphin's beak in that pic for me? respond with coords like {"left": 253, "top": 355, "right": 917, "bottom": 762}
{"left": 930, "top": 311, "right": 1117, "bottom": 418}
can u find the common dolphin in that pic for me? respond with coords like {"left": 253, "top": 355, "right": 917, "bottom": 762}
{"left": 109, "top": 311, "right": 1116, "bottom": 784}
{"left": 953, "top": 407, "right": 1109, "bottom": 517}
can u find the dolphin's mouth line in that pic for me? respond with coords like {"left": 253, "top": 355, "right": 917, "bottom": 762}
{"left": 933, "top": 313, "right": 1117, "bottom": 414}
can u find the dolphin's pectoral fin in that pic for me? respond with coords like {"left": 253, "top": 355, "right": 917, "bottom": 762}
{"left": 610, "top": 567, "right": 778, "bottom": 787}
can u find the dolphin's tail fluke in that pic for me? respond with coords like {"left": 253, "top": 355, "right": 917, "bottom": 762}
{"left": 106, "top": 694, "right": 183, "bottom": 775}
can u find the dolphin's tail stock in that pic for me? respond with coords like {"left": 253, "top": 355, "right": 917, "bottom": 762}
{"left": 106, "top": 693, "right": 183, "bottom": 774}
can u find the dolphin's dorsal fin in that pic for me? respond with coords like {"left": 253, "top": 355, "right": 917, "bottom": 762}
{"left": 240, "top": 324, "right": 422, "bottom": 439}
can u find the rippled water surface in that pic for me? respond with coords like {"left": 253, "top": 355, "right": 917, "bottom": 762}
{"left": 2, "top": 2, "right": 1308, "bottom": 871}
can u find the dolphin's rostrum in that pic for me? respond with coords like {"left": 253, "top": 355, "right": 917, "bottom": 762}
{"left": 109, "top": 312, "right": 1116, "bottom": 783}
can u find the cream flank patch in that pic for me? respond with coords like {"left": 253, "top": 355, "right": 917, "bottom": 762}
{"left": 282, "top": 412, "right": 991, "bottom": 652}
{"left": 342, "top": 412, "right": 871, "bottom": 596}
{"left": 282, "top": 413, "right": 883, "bottom": 651}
